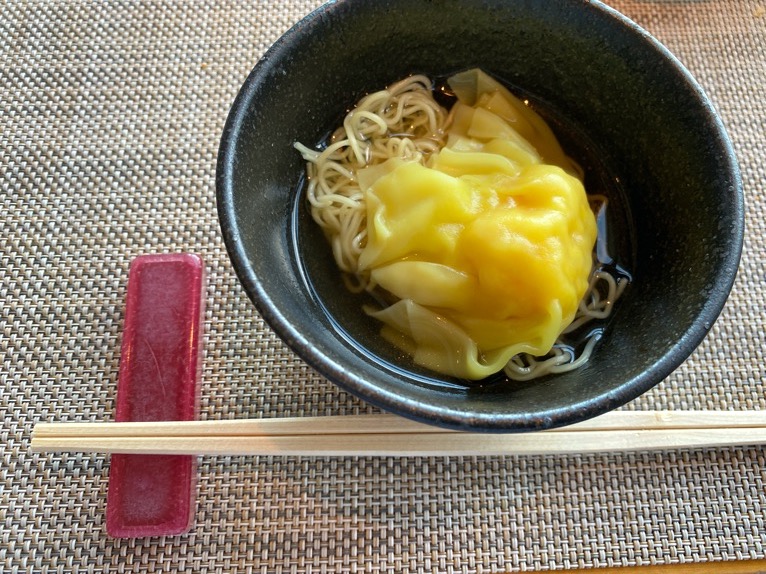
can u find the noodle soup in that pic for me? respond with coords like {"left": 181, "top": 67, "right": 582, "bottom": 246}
{"left": 293, "top": 70, "right": 634, "bottom": 385}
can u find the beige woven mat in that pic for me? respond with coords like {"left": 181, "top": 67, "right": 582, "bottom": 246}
{"left": 2, "top": 0, "right": 765, "bottom": 572}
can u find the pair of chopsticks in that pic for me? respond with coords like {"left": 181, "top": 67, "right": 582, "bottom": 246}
{"left": 30, "top": 410, "right": 766, "bottom": 457}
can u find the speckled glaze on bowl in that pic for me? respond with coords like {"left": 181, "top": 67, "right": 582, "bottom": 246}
{"left": 216, "top": 0, "right": 743, "bottom": 431}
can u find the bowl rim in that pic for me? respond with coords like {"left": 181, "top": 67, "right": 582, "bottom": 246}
{"left": 216, "top": 0, "right": 745, "bottom": 431}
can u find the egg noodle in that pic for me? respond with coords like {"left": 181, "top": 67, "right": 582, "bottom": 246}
{"left": 294, "top": 75, "right": 448, "bottom": 279}
{"left": 295, "top": 70, "right": 628, "bottom": 381}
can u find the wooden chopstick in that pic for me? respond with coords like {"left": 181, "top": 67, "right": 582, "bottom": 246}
{"left": 30, "top": 411, "right": 766, "bottom": 457}
{"left": 29, "top": 428, "right": 766, "bottom": 457}
{"left": 32, "top": 410, "right": 766, "bottom": 438}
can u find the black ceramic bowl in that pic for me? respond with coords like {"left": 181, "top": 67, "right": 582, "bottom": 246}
{"left": 217, "top": 0, "right": 743, "bottom": 431}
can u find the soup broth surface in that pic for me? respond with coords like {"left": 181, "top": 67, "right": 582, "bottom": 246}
{"left": 292, "top": 74, "right": 635, "bottom": 389}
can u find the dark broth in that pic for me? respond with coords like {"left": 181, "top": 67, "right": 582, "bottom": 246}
{"left": 291, "top": 75, "right": 635, "bottom": 389}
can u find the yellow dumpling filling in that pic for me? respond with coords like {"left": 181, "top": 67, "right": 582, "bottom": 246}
{"left": 356, "top": 70, "right": 597, "bottom": 380}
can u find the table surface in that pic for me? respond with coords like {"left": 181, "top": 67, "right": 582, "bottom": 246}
{"left": 2, "top": 1, "right": 765, "bottom": 572}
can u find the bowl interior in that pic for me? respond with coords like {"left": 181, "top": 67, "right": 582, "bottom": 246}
{"left": 217, "top": 0, "right": 743, "bottom": 430}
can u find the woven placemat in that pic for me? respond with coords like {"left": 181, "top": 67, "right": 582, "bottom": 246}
{"left": 2, "top": 0, "right": 765, "bottom": 571}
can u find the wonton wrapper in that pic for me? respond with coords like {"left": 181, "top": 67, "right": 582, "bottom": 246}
{"left": 357, "top": 70, "right": 597, "bottom": 380}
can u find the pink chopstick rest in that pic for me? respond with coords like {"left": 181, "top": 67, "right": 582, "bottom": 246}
{"left": 106, "top": 253, "right": 205, "bottom": 538}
